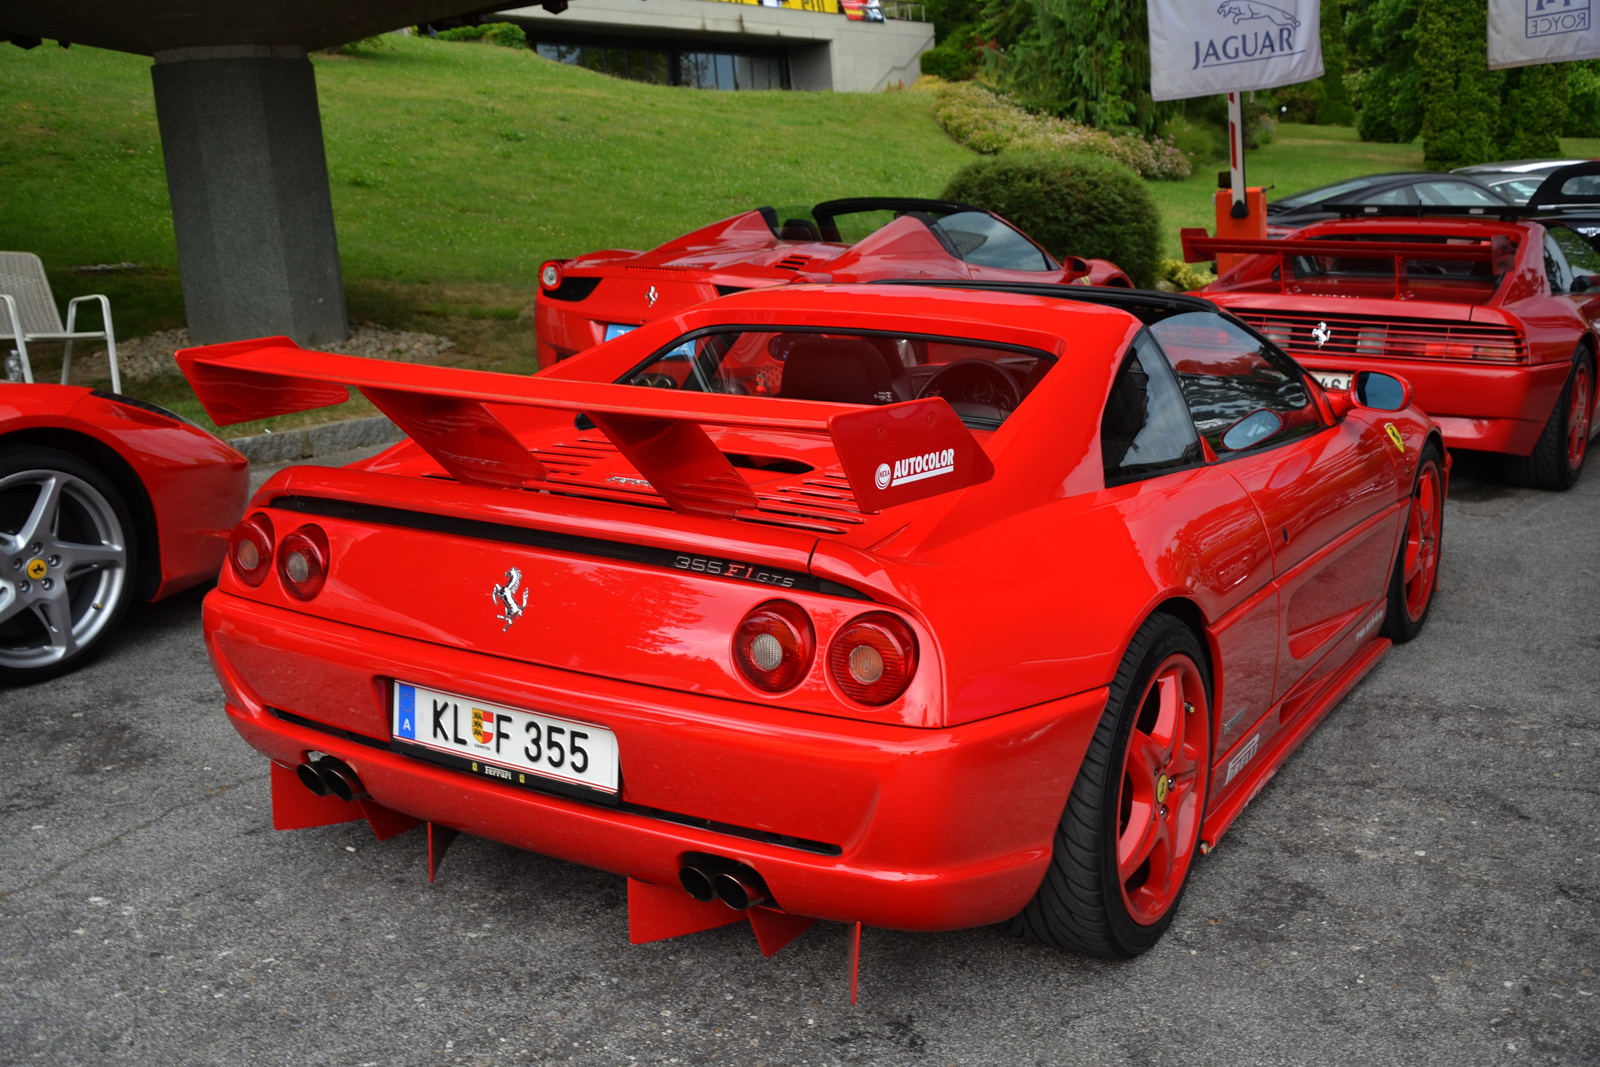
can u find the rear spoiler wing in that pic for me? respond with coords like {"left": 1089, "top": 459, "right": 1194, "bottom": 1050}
{"left": 1179, "top": 228, "right": 1517, "bottom": 275}
{"left": 177, "top": 337, "right": 993, "bottom": 518}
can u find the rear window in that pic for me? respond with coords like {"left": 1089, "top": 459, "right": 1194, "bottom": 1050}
{"left": 1288, "top": 234, "right": 1502, "bottom": 283}
{"left": 620, "top": 329, "right": 1054, "bottom": 430}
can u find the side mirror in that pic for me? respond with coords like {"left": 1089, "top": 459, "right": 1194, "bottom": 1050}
{"left": 1573, "top": 275, "right": 1592, "bottom": 293}
{"left": 1353, "top": 370, "right": 1412, "bottom": 412}
{"left": 1063, "top": 255, "right": 1091, "bottom": 282}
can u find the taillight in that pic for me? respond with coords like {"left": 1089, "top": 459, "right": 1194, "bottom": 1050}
{"left": 227, "top": 512, "right": 274, "bottom": 586}
{"left": 828, "top": 612, "right": 918, "bottom": 706}
{"left": 733, "top": 600, "right": 815, "bottom": 693}
{"left": 540, "top": 261, "right": 562, "bottom": 289}
{"left": 277, "top": 524, "right": 330, "bottom": 600}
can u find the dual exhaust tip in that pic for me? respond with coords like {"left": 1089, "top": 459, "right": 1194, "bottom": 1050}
{"left": 295, "top": 755, "right": 367, "bottom": 803}
{"left": 678, "top": 852, "right": 770, "bottom": 911}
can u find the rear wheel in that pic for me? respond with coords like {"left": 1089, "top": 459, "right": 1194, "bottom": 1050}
{"left": 0, "top": 447, "right": 136, "bottom": 685}
{"left": 1007, "top": 613, "right": 1212, "bottom": 957}
{"left": 1381, "top": 442, "right": 1444, "bottom": 644}
{"left": 1505, "top": 351, "right": 1593, "bottom": 490}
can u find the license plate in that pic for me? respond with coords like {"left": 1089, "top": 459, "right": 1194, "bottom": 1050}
{"left": 1313, "top": 370, "right": 1354, "bottom": 392}
{"left": 392, "top": 682, "right": 619, "bottom": 794}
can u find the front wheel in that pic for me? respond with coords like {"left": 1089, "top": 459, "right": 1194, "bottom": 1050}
{"left": 1381, "top": 441, "right": 1444, "bottom": 644}
{"left": 0, "top": 447, "right": 137, "bottom": 685}
{"left": 1007, "top": 613, "right": 1212, "bottom": 957}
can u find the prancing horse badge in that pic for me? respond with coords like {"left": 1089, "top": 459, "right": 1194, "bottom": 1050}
{"left": 492, "top": 567, "right": 529, "bottom": 631}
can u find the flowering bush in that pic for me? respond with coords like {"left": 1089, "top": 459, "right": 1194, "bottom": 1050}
{"left": 933, "top": 82, "right": 1190, "bottom": 181}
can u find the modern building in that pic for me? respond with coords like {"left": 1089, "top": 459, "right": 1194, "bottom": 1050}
{"left": 494, "top": 0, "right": 933, "bottom": 92}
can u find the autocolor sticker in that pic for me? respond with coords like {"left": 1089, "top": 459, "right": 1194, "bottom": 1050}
{"left": 830, "top": 398, "right": 994, "bottom": 514}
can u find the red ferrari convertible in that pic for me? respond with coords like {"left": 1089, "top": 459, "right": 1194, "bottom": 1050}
{"left": 1, "top": 383, "right": 249, "bottom": 683}
{"left": 181, "top": 282, "right": 1442, "bottom": 966}
{"left": 1185, "top": 212, "right": 1598, "bottom": 489}
{"left": 534, "top": 198, "right": 1133, "bottom": 368}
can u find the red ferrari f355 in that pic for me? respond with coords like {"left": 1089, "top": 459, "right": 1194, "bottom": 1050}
{"left": 534, "top": 198, "right": 1133, "bottom": 368}
{"left": 181, "top": 281, "right": 1443, "bottom": 963}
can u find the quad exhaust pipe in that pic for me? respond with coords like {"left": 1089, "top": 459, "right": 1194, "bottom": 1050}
{"left": 679, "top": 853, "right": 770, "bottom": 911}
{"left": 295, "top": 755, "right": 368, "bottom": 802}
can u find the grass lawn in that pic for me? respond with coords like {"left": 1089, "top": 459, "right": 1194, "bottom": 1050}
{"left": 5, "top": 38, "right": 1597, "bottom": 435}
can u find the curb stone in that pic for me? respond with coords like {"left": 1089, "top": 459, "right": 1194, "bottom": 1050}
{"left": 227, "top": 415, "right": 404, "bottom": 465}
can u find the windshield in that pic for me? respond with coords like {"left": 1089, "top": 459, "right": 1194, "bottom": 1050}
{"left": 769, "top": 204, "right": 1055, "bottom": 270}
{"left": 619, "top": 329, "right": 1054, "bottom": 430}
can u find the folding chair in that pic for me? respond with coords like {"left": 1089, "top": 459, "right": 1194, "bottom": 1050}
{"left": 0, "top": 251, "right": 121, "bottom": 394}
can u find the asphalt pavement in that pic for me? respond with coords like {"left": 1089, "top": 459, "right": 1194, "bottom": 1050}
{"left": 1, "top": 452, "right": 1596, "bottom": 1066}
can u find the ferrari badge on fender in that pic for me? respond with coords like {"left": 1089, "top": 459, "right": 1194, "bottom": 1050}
{"left": 1385, "top": 424, "right": 1406, "bottom": 452}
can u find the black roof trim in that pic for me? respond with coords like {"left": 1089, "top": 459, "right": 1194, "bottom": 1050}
{"left": 1324, "top": 202, "right": 1524, "bottom": 222}
{"left": 868, "top": 279, "right": 1217, "bottom": 320}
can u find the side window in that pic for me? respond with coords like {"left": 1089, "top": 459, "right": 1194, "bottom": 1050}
{"left": 1361, "top": 186, "right": 1413, "bottom": 206}
{"left": 1147, "top": 312, "right": 1326, "bottom": 456}
{"left": 1415, "top": 181, "right": 1503, "bottom": 207}
{"left": 1549, "top": 225, "right": 1600, "bottom": 291}
{"left": 1544, "top": 233, "right": 1573, "bottom": 295}
{"left": 1101, "top": 332, "right": 1204, "bottom": 485}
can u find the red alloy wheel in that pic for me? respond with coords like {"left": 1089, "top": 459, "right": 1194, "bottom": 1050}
{"left": 1402, "top": 460, "right": 1443, "bottom": 623}
{"left": 1568, "top": 360, "right": 1592, "bottom": 471}
{"left": 1116, "top": 655, "right": 1210, "bottom": 927}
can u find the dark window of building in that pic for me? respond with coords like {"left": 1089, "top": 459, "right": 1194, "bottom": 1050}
{"left": 537, "top": 41, "right": 787, "bottom": 90}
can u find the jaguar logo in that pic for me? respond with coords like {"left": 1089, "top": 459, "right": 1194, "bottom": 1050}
{"left": 646, "top": 285, "right": 659, "bottom": 308}
{"left": 491, "top": 567, "right": 529, "bottom": 632}
{"left": 1311, "top": 321, "right": 1332, "bottom": 347}
{"left": 1217, "top": 0, "right": 1300, "bottom": 29}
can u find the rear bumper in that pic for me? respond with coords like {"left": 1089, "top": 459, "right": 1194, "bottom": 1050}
{"left": 1298, "top": 355, "right": 1570, "bottom": 456}
{"left": 205, "top": 590, "right": 1105, "bottom": 931}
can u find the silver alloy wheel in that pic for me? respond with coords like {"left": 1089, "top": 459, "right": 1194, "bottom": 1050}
{"left": 0, "top": 469, "right": 128, "bottom": 671}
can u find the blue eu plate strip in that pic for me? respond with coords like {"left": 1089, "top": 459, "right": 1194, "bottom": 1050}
{"left": 397, "top": 683, "right": 416, "bottom": 739}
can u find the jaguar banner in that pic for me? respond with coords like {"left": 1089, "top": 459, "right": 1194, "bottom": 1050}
{"left": 1149, "top": 0, "right": 1324, "bottom": 101}
{"left": 1489, "top": 0, "right": 1600, "bottom": 68}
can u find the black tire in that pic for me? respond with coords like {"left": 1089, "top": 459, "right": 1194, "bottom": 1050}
{"left": 0, "top": 446, "right": 138, "bottom": 685}
{"left": 1504, "top": 349, "right": 1594, "bottom": 491}
{"left": 1381, "top": 441, "right": 1445, "bottom": 644}
{"left": 1006, "top": 613, "right": 1213, "bottom": 957}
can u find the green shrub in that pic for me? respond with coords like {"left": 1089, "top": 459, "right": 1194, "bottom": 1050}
{"left": 920, "top": 30, "right": 981, "bottom": 82}
{"left": 940, "top": 151, "right": 1161, "bottom": 288}
{"left": 1498, "top": 63, "right": 1569, "bottom": 158}
{"left": 1157, "top": 115, "right": 1223, "bottom": 167}
{"left": 933, "top": 81, "right": 1189, "bottom": 180}
{"left": 1566, "top": 60, "right": 1600, "bottom": 136}
{"left": 437, "top": 22, "right": 527, "bottom": 48}
{"left": 1156, "top": 258, "right": 1216, "bottom": 292}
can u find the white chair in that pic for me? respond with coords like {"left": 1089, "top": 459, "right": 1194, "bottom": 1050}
{"left": 0, "top": 251, "right": 121, "bottom": 394}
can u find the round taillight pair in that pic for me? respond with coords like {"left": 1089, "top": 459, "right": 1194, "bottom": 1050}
{"left": 734, "top": 601, "right": 814, "bottom": 693}
{"left": 539, "top": 261, "right": 562, "bottom": 290}
{"left": 227, "top": 513, "right": 274, "bottom": 586}
{"left": 277, "top": 524, "right": 330, "bottom": 600}
{"left": 828, "top": 613, "right": 918, "bottom": 706}
{"left": 733, "top": 602, "right": 918, "bottom": 706}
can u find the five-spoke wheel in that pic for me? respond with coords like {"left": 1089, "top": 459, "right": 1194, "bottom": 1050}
{"left": 1383, "top": 441, "right": 1445, "bottom": 643}
{"left": 1008, "top": 613, "right": 1212, "bottom": 957}
{"left": 0, "top": 447, "right": 134, "bottom": 683}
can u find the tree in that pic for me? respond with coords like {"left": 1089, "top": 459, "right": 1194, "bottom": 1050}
{"left": 1345, "top": 0, "right": 1423, "bottom": 142}
{"left": 1417, "top": 0, "right": 1501, "bottom": 168}
{"left": 1498, "top": 63, "right": 1569, "bottom": 158}
{"left": 1318, "top": 0, "right": 1356, "bottom": 125}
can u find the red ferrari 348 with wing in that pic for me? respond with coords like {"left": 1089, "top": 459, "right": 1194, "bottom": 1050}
{"left": 180, "top": 282, "right": 1442, "bottom": 971}
{"left": 1185, "top": 210, "right": 1598, "bottom": 489}
{"left": 1, "top": 383, "right": 249, "bottom": 683}
{"left": 533, "top": 198, "right": 1133, "bottom": 368}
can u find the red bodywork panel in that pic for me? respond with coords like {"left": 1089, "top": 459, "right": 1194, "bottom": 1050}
{"left": 533, "top": 207, "right": 1134, "bottom": 368}
{"left": 1192, "top": 217, "right": 1600, "bottom": 458}
{"left": 0, "top": 383, "right": 249, "bottom": 599}
{"left": 185, "top": 283, "right": 1442, "bottom": 937}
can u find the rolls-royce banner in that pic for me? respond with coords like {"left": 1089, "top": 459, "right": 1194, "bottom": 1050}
{"left": 1149, "top": 0, "right": 1324, "bottom": 101}
{"left": 1489, "top": 0, "right": 1600, "bottom": 69}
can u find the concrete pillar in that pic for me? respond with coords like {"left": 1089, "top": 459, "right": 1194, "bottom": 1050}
{"left": 151, "top": 46, "right": 348, "bottom": 347}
